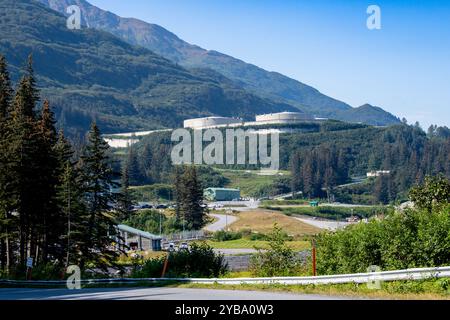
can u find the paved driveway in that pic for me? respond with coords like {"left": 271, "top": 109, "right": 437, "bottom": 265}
{"left": 204, "top": 214, "right": 238, "bottom": 232}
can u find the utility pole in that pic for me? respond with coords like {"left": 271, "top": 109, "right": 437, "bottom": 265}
{"left": 312, "top": 239, "right": 317, "bottom": 276}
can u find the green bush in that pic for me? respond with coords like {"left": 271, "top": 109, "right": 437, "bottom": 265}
{"left": 132, "top": 242, "right": 228, "bottom": 278}
{"left": 250, "top": 224, "right": 303, "bottom": 277}
{"left": 131, "top": 256, "right": 166, "bottom": 278}
{"left": 316, "top": 205, "right": 450, "bottom": 275}
{"left": 5, "top": 262, "right": 65, "bottom": 280}
{"left": 213, "top": 230, "right": 242, "bottom": 242}
{"left": 249, "top": 233, "right": 269, "bottom": 241}
{"left": 122, "top": 209, "right": 181, "bottom": 234}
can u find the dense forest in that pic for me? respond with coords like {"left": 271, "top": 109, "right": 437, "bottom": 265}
{"left": 124, "top": 121, "right": 450, "bottom": 204}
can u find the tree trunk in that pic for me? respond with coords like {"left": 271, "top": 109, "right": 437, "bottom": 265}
{"left": 0, "top": 238, "right": 5, "bottom": 271}
{"left": 5, "top": 232, "right": 10, "bottom": 274}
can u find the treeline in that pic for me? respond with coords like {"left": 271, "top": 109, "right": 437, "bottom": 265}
{"left": 370, "top": 125, "right": 450, "bottom": 204}
{"left": 290, "top": 145, "right": 350, "bottom": 198}
{"left": 0, "top": 55, "right": 123, "bottom": 276}
{"left": 287, "top": 124, "right": 450, "bottom": 202}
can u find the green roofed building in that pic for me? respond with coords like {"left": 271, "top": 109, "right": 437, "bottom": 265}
{"left": 204, "top": 188, "right": 241, "bottom": 201}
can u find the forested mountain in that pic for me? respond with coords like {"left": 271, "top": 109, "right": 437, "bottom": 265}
{"left": 0, "top": 0, "right": 297, "bottom": 134}
{"left": 37, "top": 0, "right": 401, "bottom": 126}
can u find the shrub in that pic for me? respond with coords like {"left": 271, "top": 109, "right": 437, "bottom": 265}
{"left": 8, "top": 262, "right": 65, "bottom": 280}
{"left": 316, "top": 205, "right": 450, "bottom": 275}
{"left": 132, "top": 242, "right": 228, "bottom": 278}
{"left": 250, "top": 224, "right": 303, "bottom": 277}
{"left": 249, "top": 233, "right": 268, "bottom": 241}
{"left": 122, "top": 209, "right": 181, "bottom": 234}
{"left": 213, "top": 230, "right": 242, "bottom": 241}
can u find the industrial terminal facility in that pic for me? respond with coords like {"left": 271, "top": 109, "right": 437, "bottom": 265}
{"left": 105, "top": 112, "right": 324, "bottom": 147}
{"left": 183, "top": 111, "right": 317, "bottom": 129}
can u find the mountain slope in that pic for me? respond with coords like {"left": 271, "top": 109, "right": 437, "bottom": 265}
{"left": 0, "top": 0, "right": 298, "bottom": 134}
{"left": 36, "top": 0, "right": 400, "bottom": 125}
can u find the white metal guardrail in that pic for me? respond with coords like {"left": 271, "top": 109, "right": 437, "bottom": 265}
{"left": 1, "top": 266, "right": 449, "bottom": 286}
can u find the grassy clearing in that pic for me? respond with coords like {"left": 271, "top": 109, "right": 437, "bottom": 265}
{"left": 204, "top": 239, "right": 310, "bottom": 250}
{"left": 228, "top": 209, "right": 321, "bottom": 237}
{"left": 217, "top": 169, "right": 288, "bottom": 197}
{"left": 267, "top": 205, "right": 391, "bottom": 220}
{"left": 179, "top": 278, "right": 450, "bottom": 300}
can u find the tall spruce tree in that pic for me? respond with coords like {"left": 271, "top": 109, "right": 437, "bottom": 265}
{"left": 180, "top": 166, "right": 206, "bottom": 230}
{"left": 79, "top": 122, "right": 119, "bottom": 270}
{"left": 9, "top": 55, "right": 42, "bottom": 265}
{"left": 0, "top": 55, "right": 14, "bottom": 272}
{"left": 173, "top": 165, "right": 183, "bottom": 224}
{"left": 117, "top": 159, "right": 133, "bottom": 221}
{"left": 125, "top": 146, "right": 141, "bottom": 185}
{"left": 35, "top": 100, "right": 60, "bottom": 263}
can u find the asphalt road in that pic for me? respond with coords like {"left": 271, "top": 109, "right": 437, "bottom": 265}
{"left": 204, "top": 214, "right": 238, "bottom": 232}
{"left": 0, "top": 287, "right": 352, "bottom": 300}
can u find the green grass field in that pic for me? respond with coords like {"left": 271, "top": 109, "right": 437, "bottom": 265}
{"left": 216, "top": 168, "right": 290, "bottom": 197}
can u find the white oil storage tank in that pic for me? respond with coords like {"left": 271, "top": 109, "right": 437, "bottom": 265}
{"left": 183, "top": 116, "right": 243, "bottom": 129}
{"left": 255, "top": 112, "right": 313, "bottom": 124}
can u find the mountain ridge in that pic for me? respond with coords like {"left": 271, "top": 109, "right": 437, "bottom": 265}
{"left": 36, "top": 0, "right": 401, "bottom": 125}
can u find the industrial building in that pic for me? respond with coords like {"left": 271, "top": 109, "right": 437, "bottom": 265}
{"left": 204, "top": 188, "right": 241, "bottom": 201}
{"left": 183, "top": 116, "right": 243, "bottom": 129}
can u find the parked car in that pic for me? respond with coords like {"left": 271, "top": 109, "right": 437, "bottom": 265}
{"left": 167, "top": 242, "right": 175, "bottom": 252}
{"left": 179, "top": 242, "right": 189, "bottom": 251}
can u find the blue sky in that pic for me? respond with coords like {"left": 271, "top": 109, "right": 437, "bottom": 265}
{"left": 89, "top": 0, "right": 450, "bottom": 128}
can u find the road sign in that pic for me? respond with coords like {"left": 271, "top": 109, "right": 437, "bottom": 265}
{"left": 26, "top": 257, "right": 33, "bottom": 268}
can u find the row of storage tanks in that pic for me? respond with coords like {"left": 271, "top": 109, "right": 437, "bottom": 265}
{"left": 183, "top": 112, "right": 314, "bottom": 129}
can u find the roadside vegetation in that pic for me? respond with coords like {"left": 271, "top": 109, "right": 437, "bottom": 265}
{"left": 249, "top": 224, "right": 307, "bottom": 277}
{"left": 316, "top": 176, "right": 450, "bottom": 275}
{"left": 131, "top": 243, "right": 227, "bottom": 278}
